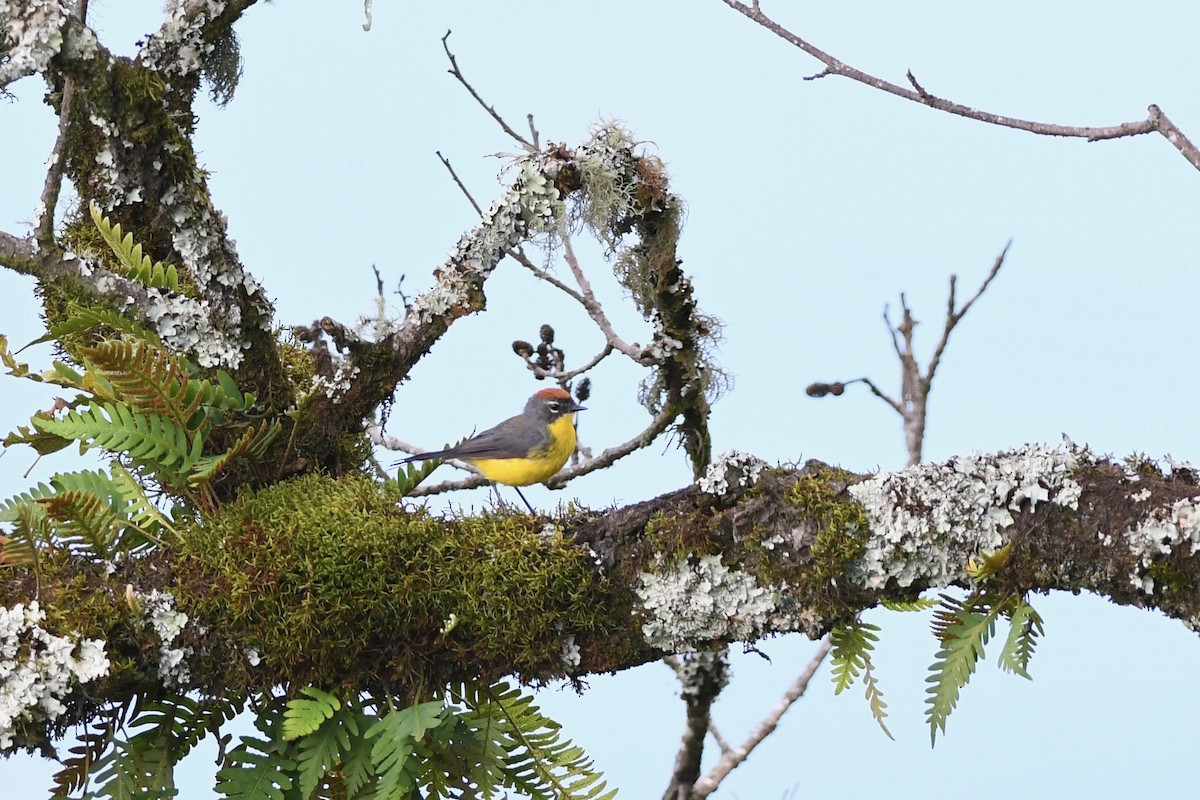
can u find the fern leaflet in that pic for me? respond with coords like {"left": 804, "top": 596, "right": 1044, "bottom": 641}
{"left": 998, "top": 600, "right": 1044, "bottom": 679}
{"left": 925, "top": 601, "right": 998, "bottom": 745}
{"left": 90, "top": 201, "right": 182, "bottom": 292}
{"left": 283, "top": 687, "right": 341, "bottom": 740}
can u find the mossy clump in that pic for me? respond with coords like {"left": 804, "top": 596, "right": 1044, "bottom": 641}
{"left": 783, "top": 464, "right": 873, "bottom": 618}
{"left": 174, "top": 473, "right": 613, "bottom": 697}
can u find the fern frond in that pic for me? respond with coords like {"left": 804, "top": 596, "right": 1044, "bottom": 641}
{"left": 133, "top": 693, "right": 243, "bottom": 763}
{"left": 21, "top": 304, "right": 163, "bottom": 351}
{"left": 52, "top": 723, "right": 115, "bottom": 798}
{"left": 89, "top": 201, "right": 182, "bottom": 292}
{"left": 0, "top": 482, "right": 56, "bottom": 524}
{"left": 925, "top": 603, "right": 998, "bottom": 745}
{"left": 829, "top": 620, "right": 880, "bottom": 694}
{"left": 291, "top": 700, "right": 359, "bottom": 799}
{"left": 92, "top": 732, "right": 176, "bottom": 800}
{"left": 33, "top": 403, "right": 201, "bottom": 479}
{"left": 365, "top": 700, "right": 445, "bottom": 800}
{"left": 998, "top": 600, "right": 1044, "bottom": 679}
{"left": 473, "top": 682, "right": 617, "bottom": 800}
{"left": 283, "top": 687, "right": 341, "bottom": 741}
{"left": 189, "top": 421, "right": 280, "bottom": 487}
{"left": 81, "top": 341, "right": 207, "bottom": 433}
{"left": 880, "top": 596, "right": 938, "bottom": 612}
{"left": 39, "top": 491, "right": 124, "bottom": 558}
{"left": 110, "top": 463, "right": 178, "bottom": 539}
{"left": 861, "top": 664, "right": 893, "bottom": 740}
{"left": 215, "top": 736, "right": 296, "bottom": 800}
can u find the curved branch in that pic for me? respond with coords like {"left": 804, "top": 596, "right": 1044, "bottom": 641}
{"left": 720, "top": 0, "right": 1200, "bottom": 171}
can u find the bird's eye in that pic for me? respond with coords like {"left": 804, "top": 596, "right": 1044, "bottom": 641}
{"left": 547, "top": 401, "right": 562, "bottom": 413}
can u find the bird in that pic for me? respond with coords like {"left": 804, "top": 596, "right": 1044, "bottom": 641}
{"left": 394, "top": 387, "right": 585, "bottom": 512}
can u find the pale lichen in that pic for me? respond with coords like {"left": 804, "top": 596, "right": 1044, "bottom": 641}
{"left": 0, "top": 601, "right": 109, "bottom": 750}
{"left": 1123, "top": 496, "right": 1200, "bottom": 596}
{"left": 848, "top": 442, "right": 1088, "bottom": 591}
{"left": 636, "top": 554, "right": 777, "bottom": 651}
{"left": 697, "top": 450, "right": 767, "bottom": 495}
{"left": 138, "top": 589, "right": 191, "bottom": 688}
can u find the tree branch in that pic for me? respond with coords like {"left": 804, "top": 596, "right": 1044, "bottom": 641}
{"left": 719, "top": 0, "right": 1200, "bottom": 171}
{"left": 441, "top": 30, "right": 534, "bottom": 151}
{"left": 690, "top": 636, "right": 832, "bottom": 799}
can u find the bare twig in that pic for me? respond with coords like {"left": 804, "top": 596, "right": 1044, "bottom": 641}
{"left": 719, "top": 0, "right": 1200, "bottom": 171}
{"left": 808, "top": 245, "right": 1008, "bottom": 466}
{"left": 689, "top": 636, "right": 833, "bottom": 799}
{"left": 924, "top": 241, "right": 1010, "bottom": 388}
{"left": 561, "top": 235, "right": 653, "bottom": 363}
{"left": 37, "top": 0, "right": 89, "bottom": 245}
{"left": 434, "top": 151, "right": 483, "bottom": 216}
{"left": 441, "top": 30, "right": 534, "bottom": 151}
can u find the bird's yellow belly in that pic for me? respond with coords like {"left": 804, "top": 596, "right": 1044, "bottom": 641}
{"left": 468, "top": 415, "right": 577, "bottom": 486}
{"left": 468, "top": 456, "right": 563, "bottom": 486}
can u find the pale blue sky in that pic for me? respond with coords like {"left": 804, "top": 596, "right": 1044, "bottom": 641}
{"left": 3, "top": 1, "right": 1200, "bottom": 797}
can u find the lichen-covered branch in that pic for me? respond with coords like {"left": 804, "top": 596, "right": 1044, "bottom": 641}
{"left": 4, "top": 441, "right": 1199, "bottom": 754}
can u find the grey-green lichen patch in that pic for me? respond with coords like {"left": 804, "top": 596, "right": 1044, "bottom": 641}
{"left": 1118, "top": 496, "right": 1200, "bottom": 596}
{"left": 636, "top": 554, "right": 777, "bottom": 651}
{"left": 697, "top": 450, "right": 767, "bottom": 495}
{"left": 848, "top": 442, "right": 1087, "bottom": 591}
{"left": 0, "top": 601, "right": 110, "bottom": 750}
{"left": 137, "top": 589, "right": 192, "bottom": 688}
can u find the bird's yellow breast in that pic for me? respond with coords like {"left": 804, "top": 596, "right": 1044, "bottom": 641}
{"left": 468, "top": 413, "right": 577, "bottom": 487}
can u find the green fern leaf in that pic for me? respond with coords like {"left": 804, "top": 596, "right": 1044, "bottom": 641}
{"left": 0, "top": 482, "right": 56, "bottom": 524}
{"left": 110, "top": 463, "right": 178, "bottom": 539}
{"left": 215, "top": 736, "right": 296, "bottom": 800}
{"left": 861, "top": 664, "right": 893, "bottom": 740}
{"left": 880, "top": 596, "right": 938, "bottom": 612}
{"left": 366, "top": 701, "right": 445, "bottom": 800}
{"left": 21, "top": 304, "right": 163, "bottom": 351}
{"left": 998, "top": 600, "right": 1044, "bottom": 679}
{"left": 294, "top": 704, "right": 358, "bottom": 799}
{"left": 470, "top": 682, "right": 617, "bottom": 800}
{"left": 189, "top": 421, "right": 281, "bottom": 487}
{"left": 33, "top": 403, "right": 198, "bottom": 478}
{"left": 283, "top": 687, "right": 341, "bottom": 741}
{"left": 340, "top": 713, "right": 376, "bottom": 800}
{"left": 829, "top": 620, "right": 879, "bottom": 694}
{"left": 90, "top": 201, "right": 182, "bottom": 293}
{"left": 92, "top": 733, "right": 176, "bottom": 800}
{"left": 925, "top": 604, "right": 997, "bottom": 745}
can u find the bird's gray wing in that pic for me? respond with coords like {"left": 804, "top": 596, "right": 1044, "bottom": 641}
{"left": 406, "top": 415, "right": 547, "bottom": 462}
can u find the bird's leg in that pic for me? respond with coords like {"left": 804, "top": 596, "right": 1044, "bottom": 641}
{"left": 513, "top": 487, "right": 536, "bottom": 514}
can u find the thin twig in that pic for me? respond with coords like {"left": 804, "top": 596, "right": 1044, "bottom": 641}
{"left": 435, "top": 151, "right": 483, "bottom": 216}
{"left": 690, "top": 636, "right": 833, "bottom": 799}
{"left": 561, "top": 235, "right": 653, "bottom": 363}
{"left": 441, "top": 30, "right": 534, "bottom": 151}
{"left": 923, "top": 241, "right": 1010, "bottom": 389}
{"left": 36, "top": 0, "right": 89, "bottom": 245}
{"left": 719, "top": 0, "right": 1200, "bottom": 171}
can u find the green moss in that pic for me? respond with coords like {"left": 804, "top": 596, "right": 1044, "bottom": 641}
{"left": 783, "top": 465, "right": 872, "bottom": 617}
{"left": 174, "top": 473, "right": 615, "bottom": 697}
